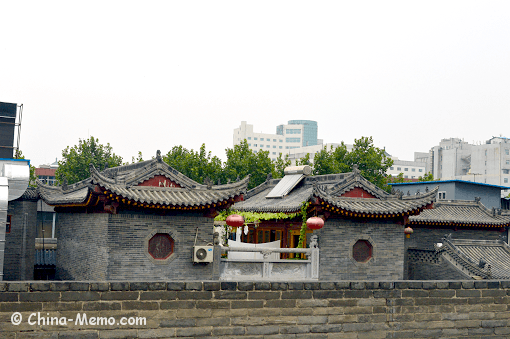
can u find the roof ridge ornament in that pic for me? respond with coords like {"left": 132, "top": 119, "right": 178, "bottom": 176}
{"left": 204, "top": 177, "right": 213, "bottom": 189}
{"left": 352, "top": 164, "right": 360, "bottom": 176}
{"left": 156, "top": 150, "right": 162, "bottom": 162}
{"left": 62, "top": 178, "right": 68, "bottom": 191}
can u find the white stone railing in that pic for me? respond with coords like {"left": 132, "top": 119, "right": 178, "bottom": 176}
{"left": 217, "top": 235, "right": 319, "bottom": 281}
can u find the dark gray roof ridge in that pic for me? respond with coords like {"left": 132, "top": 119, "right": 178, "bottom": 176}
{"left": 409, "top": 199, "right": 510, "bottom": 225}
{"left": 435, "top": 235, "right": 510, "bottom": 279}
{"left": 326, "top": 171, "right": 389, "bottom": 199}
{"left": 313, "top": 185, "right": 438, "bottom": 215}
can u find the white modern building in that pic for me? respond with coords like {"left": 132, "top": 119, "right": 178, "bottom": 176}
{"left": 387, "top": 159, "right": 427, "bottom": 180}
{"left": 233, "top": 121, "right": 322, "bottom": 161}
{"left": 425, "top": 137, "right": 510, "bottom": 196}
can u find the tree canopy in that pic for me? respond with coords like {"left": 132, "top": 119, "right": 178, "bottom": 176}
{"left": 224, "top": 140, "right": 274, "bottom": 189}
{"left": 163, "top": 144, "right": 223, "bottom": 184}
{"left": 304, "top": 137, "right": 393, "bottom": 190}
{"left": 55, "top": 136, "right": 394, "bottom": 191}
{"left": 56, "top": 136, "right": 123, "bottom": 184}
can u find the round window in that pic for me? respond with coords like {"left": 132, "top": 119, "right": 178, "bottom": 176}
{"left": 352, "top": 239, "right": 372, "bottom": 262}
{"left": 148, "top": 233, "right": 174, "bottom": 260}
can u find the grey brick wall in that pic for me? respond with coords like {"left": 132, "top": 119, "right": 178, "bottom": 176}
{"left": 56, "top": 213, "right": 109, "bottom": 280}
{"left": 4, "top": 200, "right": 37, "bottom": 281}
{"left": 1, "top": 280, "right": 509, "bottom": 338}
{"left": 56, "top": 211, "right": 214, "bottom": 281}
{"left": 408, "top": 226, "right": 501, "bottom": 251}
{"left": 316, "top": 218, "right": 405, "bottom": 280}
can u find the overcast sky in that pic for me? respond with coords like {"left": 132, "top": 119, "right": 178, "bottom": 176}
{"left": 2, "top": 1, "right": 509, "bottom": 167}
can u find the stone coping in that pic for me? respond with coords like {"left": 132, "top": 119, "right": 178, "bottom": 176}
{"left": 1, "top": 280, "right": 509, "bottom": 292}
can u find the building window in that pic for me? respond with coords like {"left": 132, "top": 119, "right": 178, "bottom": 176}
{"left": 404, "top": 175, "right": 408, "bottom": 178}
{"left": 506, "top": 149, "right": 509, "bottom": 155}
{"left": 273, "top": 139, "right": 276, "bottom": 142}
{"left": 273, "top": 146, "right": 276, "bottom": 148}
{"left": 254, "top": 137, "right": 258, "bottom": 140}
{"left": 507, "top": 160, "right": 510, "bottom": 165}
{"left": 273, "top": 152, "right": 276, "bottom": 155}
{"left": 419, "top": 169, "right": 423, "bottom": 172}
{"left": 285, "top": 146, "right": 289, "bottom": 149}
{"left": 485, "top": 150, "right": 488, "bottom": 156}
{"left": 352, "top": 240, "right": 372, "bottom": 263}
{"left": 279, "top": 140, "right": 283, "bottom": 142}
{"left": 248, "top": 137, "right": 251, "bottom": 140}
{"left": 438, "top": 192, "right": 446, "bottom": 200}
{"left": 503, "top": 170, "right": 510, "bottom": 174}
{"left": 260, "top": 144, "right": 264, "bottom": 147}
{"left": 505, "top": 178, "right": 508, "bottom": 184}
{"left": 279, "top": 146, "right": 282, "bottom": 149}
{"left": 286, "top": 138, "right": 301, "bottom": 143}
{"left": 254, "top": 144, "right": 257, "bottom": 147}
{"left": 286, "top": 129, "right": 302, "bottom": 134}
{"left": 397, "top": 167, "right": 401, "bottom": 171}
{"left": 390, "top": 167, "right": 394, "bottom": 170}
{"left": 148, "top": 233, "right": 174, "bottom": 260}
{"left": 6, "top": 215, "right": 11, "bottom": 234}
{"left": 248, "top": 144, "right": 251, "bottom": 146}
{"left": 412, "top": 168, "right": 415, "bottom": 172}
{"left": 404, "top": 168, "right": 408, "bottom": 171}
{"left": 267, "top": 145, "right": 270, "bottom": 148}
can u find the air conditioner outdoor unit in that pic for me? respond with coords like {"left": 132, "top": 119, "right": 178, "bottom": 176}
{"left": 193, "top": 246, "right": 214, "bottom": 263}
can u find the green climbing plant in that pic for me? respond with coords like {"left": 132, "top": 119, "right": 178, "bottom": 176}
{"left": 297, "top": 201, "right": 311, "bottom": 248}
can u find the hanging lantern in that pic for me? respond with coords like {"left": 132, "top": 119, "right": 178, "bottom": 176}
{"left": 306, "top": 216, "right": 324, "bottom": 230}
{"left": 226, "top": 214, "right": 244, "bottom": 228}
{"left": 404, "top": 226, "right": 414, "bottom": 238}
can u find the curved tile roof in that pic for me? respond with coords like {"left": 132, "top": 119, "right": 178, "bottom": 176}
{"left": 234, "top": 168, "right": 437, "bottom": 216}
{"left": 409, "top": 200, "right": 510, "bottom": 227}
{"left": 38, "top": 156, "right": 249, "bottom": 208}
{"left": 436, "top": 237, "right": 510, "bottom": 279}
{"left": 313, "top": 185, "right": 438, "bottom": 215}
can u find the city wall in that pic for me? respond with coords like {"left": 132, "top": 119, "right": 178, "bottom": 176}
{"left": 1, "top": 280, "right": 510, "bottom": 338}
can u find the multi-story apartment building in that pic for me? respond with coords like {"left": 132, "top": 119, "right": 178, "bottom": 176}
{"left": 387, "top": 159, "right": 427, "bottom": 180}
{"left": 233, "top": 121, "right": 321, "bottom": 161}
{"left": 426, "top": 137, "right": 510, "bottom": 196}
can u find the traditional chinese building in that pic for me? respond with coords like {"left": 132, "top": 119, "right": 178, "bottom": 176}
{"left": 232, "top": 165, "right": 438, "bottom": 280}
{"left": 37, "top": 152, "right": 248, "bottom": 280}
{"left": 406, "top": 199, "right": 510, "bottom": 280}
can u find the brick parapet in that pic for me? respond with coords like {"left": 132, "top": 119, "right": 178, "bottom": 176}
{"left": 1, "top": 280, "right": 509, "bottom": 337}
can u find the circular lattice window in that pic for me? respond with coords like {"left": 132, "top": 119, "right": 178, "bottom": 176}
{"left": 148, "top": 233, "right": 174, "bottom": 260}
{"left": 352, "top": 239, "right": 373, "bottom": 263}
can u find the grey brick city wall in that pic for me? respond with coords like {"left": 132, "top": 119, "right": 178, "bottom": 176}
{"left": 317, "top": 219, "right": 404, "bottom": 280}
{"left": 5, "top": 200, "right": 37, "bottom": 281}
{"left": 56, "top": 212, "right": 214, "bottom": 281}
{"left": 1, "top": 280, "right": 509, "bottom": 338}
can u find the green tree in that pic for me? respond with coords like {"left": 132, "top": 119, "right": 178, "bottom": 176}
{"left": 386, "top": 172, "right": 406, "bottom": 184}
{"left": 163, "top": 144, "right": 223, "bottom": 184}
{"left": 345, "top": 137, "right": 393, "bottom": 190}
{"left": 296, "top": 153, "right": 312, "bottom": 167}
{"left": 418, "top": 172, "right": 434, "bottom": 181}
{"left": 224, "top": 140, "right": 273, "bottom": 189}
{"left": 14, "top": 150, "right": 37, "bottom": 187}
{"left": 312, "top": 145, "right": 338, "bottom": 175}
{"left": 129, "top": 151, "right": 144, "bottom": 164}
{"left": 272, "top": 153, "right": 291, "bottom": 179}
{"left": 56, "top": 136, "right": 123, "bottom": 185}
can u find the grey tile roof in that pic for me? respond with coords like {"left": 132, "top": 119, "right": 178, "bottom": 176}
{"left": 38, "top": 182, "right": 91, "bottom": 205}
{"left": 234, "top": 173, "right": 352, "bottom": 212}
{"left": 313, "top": 185, "right": 438, "bottom": 215}
{"left": 38, "top": 157, "right": 249, "bottom": 208}
{"left": 409, "top": 200, "right": 510, "bottom": 227}
{"left": 436, "top": 236, "right": 510, "bottom": 279}
{"left": 234, "top": 169, "right": 438, "bottom": 215}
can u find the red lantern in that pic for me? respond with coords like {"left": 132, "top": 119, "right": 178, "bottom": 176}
{"left": 306, "top": 216, "right": 324, "bottom": 230}
{"left": 404, "top": 226, "right": 414, "bottom": 238}
{"left": 226, "top": 214, "right": 244, "bottom": 227}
